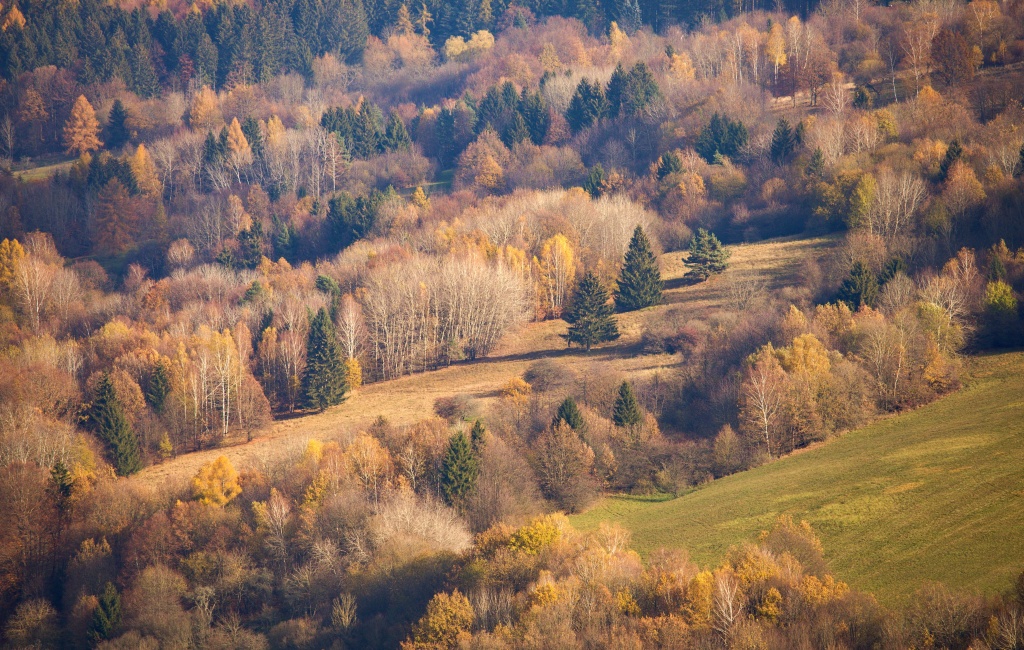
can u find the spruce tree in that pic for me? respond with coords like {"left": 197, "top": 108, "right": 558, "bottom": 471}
{"left": 88, "top": 582, "right": 122, "bottom": 644}
{"left": 769, "top": 118, "right": 795, "bottom": 163}
{"left": 615, "top": 225, "right": 662, "bottom": 312}
{"left": 565, "top": 79, "right": 608, "bottom": 134}
{"left": 440, "top": 431, "right": 479, "bottom": 507}
{"left": 302, "top": 307, "right": 348, "bottom": 411}
{"left": 564, "top": 272, "right": 619, "bottom": 351}
{"left": 605, "top": 63, "right": 626, "bottom": 117}
{"left": 938, "top": 139, "right": 963, "bottom": 182}
{"left": 686, "top": 228, "right": 730, "bottom": 281}
{"left": 656, "top": 151, "right": 682, "bottom": 180}
{"left": 90, "top": 373, "right": 142, "bottom": 476}
{"left": 552, "top": 396, "right": 585, "bottom": 432}
{"left": 583, "top": 163, "right": 606, "bottom": 197}
{"left": 806, "top": 148, "right": 825, "bottom": 178}
{"left": 383, "top": 112, "right": 411, "bottom": 152}
{"left": 837, "top": 261, "right": 879, "bottom": 309}
{"left": 470, "top": 419, "right": 486, "bottom": 452}
{"left": 146, "top": 361, "right": 170, "bottom": 413}
{"left": 105, "top": 100, "right": 130, "bottom": 150}
{"left": 620, "top": 62, "right": 661, "bottom": 117}
{"left": 612, "top": 381, "right": 642, "bottom": 428}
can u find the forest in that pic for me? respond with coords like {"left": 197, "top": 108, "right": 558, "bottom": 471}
{"left": 1, "top": 0, "right": 1024, "bottom": 645}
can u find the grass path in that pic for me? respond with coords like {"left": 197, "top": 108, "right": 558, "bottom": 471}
{"left": 571, "top": 351, "right": 1024, "bottom": 604}
{"left": 135, "top": 235, "right": 834, "bottom": 486}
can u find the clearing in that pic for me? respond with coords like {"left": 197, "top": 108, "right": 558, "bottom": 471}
{"left": 135, "top": 235, "right": 834, "bottom": 486}
{"left": 571, "top": 351, "right": 1024, "bottom": 605}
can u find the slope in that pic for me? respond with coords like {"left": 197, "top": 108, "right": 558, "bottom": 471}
{"left": 572, "top": 351, "right": 1024, "bottom": 604}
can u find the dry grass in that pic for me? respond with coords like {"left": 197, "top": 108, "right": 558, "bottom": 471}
{"left": 135, "top": 235, "right": 835, "bottom": 486}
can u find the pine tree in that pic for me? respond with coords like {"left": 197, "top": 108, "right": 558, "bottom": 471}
{"left": 470, "top": 419, "right": 486, "bottom": 452}
{"left": 64, "top": 95, "right": 103, "bottom": 156}
{"left": 553, "top": 396, "right": 585, "bottom": 432}
{"left": 686, "top": 228, "right": 730, "bottom": 281}
{"left": 837, "top": 261, "right": 879, "bottom": 309}
{"left": 565, "top": 78, "right": 608, "bottom": 134}
{"left": 938, "top": 139, "right": 963, "bottom": 182}
{"left": 606, "top": 63, "right": 626, "bottom": 117}
{"left": 302, "top": 307, "right": 348, "bottom": 411}
{"left": 105, "top": 100, "right": 130, "bottom": 150}
{"left": 612, "top": 381, "right": 642, "bottom": 428}
{"left": 87, "top": 582, "right": 122, "bottom": 645}
{"left": 615, "top": 225, "right": 662, "bottom": 312}
{"left": 146, "top": 361, "right": 171, "bottom": 413}
{"left": 383, "top": 112, "right": 412, "bottom": 152}
{"left": 90, "top": 373, "right": 142, "bottom": 476}
{"left": 440, "top": 431, "right": 478, "bottom": 507}
{"left": 769, "top": 118, "right": 795, "bottom": 163}
{"left": 564, "top": 271, "right": 619, "bottom": 351}
{"left": 695, "top": 113, "right": 748, "bottom": 163}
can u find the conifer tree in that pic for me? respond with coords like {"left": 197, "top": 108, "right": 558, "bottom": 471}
{"left": 302, "top": 307, "right": 348, "bottom": 411}
{"left": 620, "top": 62, "right": 661, "bottom": 117}
{"left": 686, "top": 228, "right": 730, "bottom": 281}
{"left": 64, "top": 95, "right": 103, "bottom": 156}
{"left": 606, "top": 63, "right": 626, "bottom": 117}
{"left": 105, "top": 99, "right": 130, "bottom": 150}
{"left": 656, "top": 151, "right": 682, "bottom": 180}
{"left": 87, "top": 582, "right": 122, "bottom": 645}
{"left": 564, "top": 271, "right": 619, "bottom": 351}
{"left": 566, "top": 79, "right": 608, "bottom": 134}
{"left": 440, "top": 431, "right": 478, "bottom": 508}
{"left": 553, "top": 396, "right": 585, "bottom": 432}
{"left": 837, "top": 261, "right": 879, "bottom": 309}
{"left": 383, "top": 112, "right": 412, "bottom": 152}
{"left": 938, "top": 139, "right": 963, "bottom": 182}
{"left": 146, "top": 361, "right": 171, "bottom": 413}
{"left": 583, "top": 163, "right": 606, "bottom": 197}
{"left": 806, "top": 148, "right": 825, "bottom": 177}
{"left": 90, "top": 373, "right": 142, "bottom": 476}
{"left": 615, "top": 225, "right": 662, "bottom": 312}
{"left": 470, "top": 419, "right": 486, "bottom": 452}
{"left": 769, "top": 118, "right": 795, "bottom": 163}
{"left": 612, "top": 380, "right": 642, "bottom": 428}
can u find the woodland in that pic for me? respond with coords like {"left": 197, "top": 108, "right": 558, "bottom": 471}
{"left": 1, "top": 0, "right": 1024, "bottom": 646}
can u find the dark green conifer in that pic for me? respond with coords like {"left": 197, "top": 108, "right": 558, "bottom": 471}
{"left": 837, "top": 261, "right": 879, "bottom": 309}
{"left": 656, "top": 151, "right": 682, "bottom": 180}
{"left": 583, "top": 163, "right": 606, "bottom": 197}
{"left": 90, "top": 373, "right": 142, "bottom": 476}
{"left": 553, "top": 396, "right": 585, "bottom": 432}
{"left": 470, "top": 419, "right": 486, "bottom": 452}
{"left": 302, "top": 307, "right": 347, "bottom": 411}
{"left": 88, "top": 583, "right": 122, "bottom": 645}
{"left": 615, "top": 225, "right": 662, "bottom": 312}
{"left": 686, "top": 228, "right": 730, "bottom": 281}
{"left": 938, "top": 139, "right": 963, "bottom": 182}
{"left": 383, "top": 112, "right": 412, "bottom": 152}
{"left": 806, "top": 148, "right": 825, "bottom": 178}
{"left": 146, "top": 361, "right": 171, "bottom": 413}
{"left": 769, "top": 118, "right": 795, "bottom": 163}
{"left": 105, "top": 100, "right": 130, "bottom": 150}
{"left": 612, "top": 381, "right": 642, "bottom": 428}
{"left": 564, "top": 272, "right": 619, "bottom": 351}
{"left": 440, "top": 431, "right": 478, "bottom": 507}
{"left": 566, "top": 78, "right": 608, "bottom": 134}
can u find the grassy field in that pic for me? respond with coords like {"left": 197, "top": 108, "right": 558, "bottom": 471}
{"left": 572, "top": 351, "right": 1024, "bottom": 604}
{"left": 136, "top": 235, "right": 834, "bottom": 485}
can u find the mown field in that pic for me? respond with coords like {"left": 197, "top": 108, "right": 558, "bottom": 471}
{"left": 572, "top": 351, "right": 1024, "bottom": 604}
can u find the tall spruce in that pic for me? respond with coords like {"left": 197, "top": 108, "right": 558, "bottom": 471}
{"left": 105, "top": 100, "right": 130, "bottom": 150}
{"left": 302, "top": 307, "right": 348, "bottom": 411}
{"left": 146, "top": 361, "right": 171, "bottom": 413}
{"left": 470, "top": 419, "right": 486, "bottom": 452}
{"left": 615, "top": 225, "right": 662, "bottom": 312}
{"left": 938, "top": 139, "right": 963, "bottom": 182}
{"left": 564, "top": 271, "right": 619, "bottom": 351}
{"left": 769, "top": 118, "right": 795, "bottom": 163}
{"left": 440, "top": 431, "right": 479, "bottom": 508}
{"left": 553, "top": 396, "right": 585, "bottom": 432}
{"left": 837, "top": 261, "right": 879, "bottom": 309}
{"left": 87, "top": 582, "right": 122, "bottom": 645}
{"left": 90, "top": 373, "right": 142, "bottom": 476}
{"left": 565, "top": 79, "right": 608, "bottom": 134}
{"left": 686, "top": 228, "right": 730, "bottom": 281}
{"left": 612, "top": 380, "right": 642, "bottom": 428}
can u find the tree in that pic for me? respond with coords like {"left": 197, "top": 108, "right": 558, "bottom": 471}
{"left": 553, "top": 396, "right": 585, "bottom": 431}
{"left": 534, "top": 422, "right": 597, "bottom": 512}
{"left": 63, "top": 95, "right": 102, "bottom": 156}
{"left": 740, "top": 346, "right": 786, "bottom": 459}
{"left": 146, "top": 361, "right": 170, "bottom": 413}
{"left": 612, "top": 381, "right": 642, "bottom": 428}
{"left": 90, "top": 373, "right": 142, "bottom": 476}
{"left": 620, "top": 62, "right": 661, "bottom": 117}
{"left": 105, "top": 99, "right": 130, "bottom": 150}
{"left": 383, "top": 112, "right": 412, "bottom": 151}
{"left": 440, "top": 431, "right": 479, "bottom": 508}
{"left": 686, "top": 229, "right": 730, "bottom": 281}
{"left": 769, "top": 119, "right": 795, "bottom": 163}
{"left": 129, "top": 144, "right": 161, "bottom": 197}
{"left": 564, "top": 272, "right": 619, "bottom": 351}
{"left": 695, "top": 113, "right": 747, "bottom": 163}
{"left": 87, "top": 583, "right": 121, "bottom": 645}
{"left": 565, "top": 78, "right": 608, "bottom": 134}
{"left": 938, "top": 139, "right": 963, "bottom": 183}
{"left": 92, "top": 179, "right": 137, "bottom": 256}
{"left": 405, "top": 590, "right": 474, "bottom": 649}
{"left": 615, "top": 225, "right": 662, "bottom": 312}
{"left": 302, "top": 307, "right": 347, "bottom": 411}
{"left": 837, "top": 261, "right": 879, "bottom": 309}
{"left": 470, "top": 419, "right": 486, "bottom": 452}
{"left": 191, "top": 456, "right": 242, "bottom": 507}
{"left": 931, "top": 28, "right": 977, "bottom": 87}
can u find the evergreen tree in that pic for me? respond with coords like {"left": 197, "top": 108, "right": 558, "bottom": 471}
{"left": 583, "top": 163, "right": 606, "bottom": 197}
{"left": 146, "top": 361, "right": 171, "bottom": 413}
{"left": 502, "top": 111, "right": 530, "bottom": 147}
{"left": 565, "top": 78, "right": 608, "bottom": 134}
{"left": 938, "top": 139, "right": 963, "bottom": 182}
{"left": 615, "top": 225, "right": 662, "bottom": 312}
{"left": 769, "top": 118, "right": 795, "bottom": 163}
{"left": 519, "top": 89, "right": 549, "bottom": 145}
{"left": 242, "top": 117, "right": 264, "bottom": 157}
{"left": 656, "top": 151, "right": 682, "bottom": 180}
{"left": 695, "top": 113, "right": 748, "bottom": 163}
{"left": 686, "top": 228, "right": 730, "bottom": 281}
{"left": 606, "top": 63, "right": 626, "bottom": 117}
{"left": 302, "top": 307, "right": 348, "bottom": 411}
{"left": 837, "top": 261, "right": 879, "bottom": 309}
{"left": 1017, "top": 142, "right": 1024, "bottom": 178}
{"left": 470, "top": 419, "right": 486, "bottom": 452}
{"left": 564, "top": 271, "right": 619, "bottom": 351}
{"left": 90, "top": 373, "right": 142, "bottom": 476}
{"left": 553, "top": 396, "right": 585, "bottom": 432}
{"left": 105, "top": 100, "right": 130, "bottom": 150}
{"left": 238, "top": 219, "right": 266, "bottom": 268}
{"left": 806, "top": 147, "right": 825, "bottom": 178}
{"left": 440, "top": 431, "right": 478, "bottom": 507}
{"left": 87, "top": 582, "right": 122, "bottom": 645}
{"left": 620, "top": 62, "right": 661, "bottom": 117}
{"left": 612, "top": 380, "right": 642, "bottom": 428}
{"left": 383, "top": 112, "right": 412, "bottom": 152}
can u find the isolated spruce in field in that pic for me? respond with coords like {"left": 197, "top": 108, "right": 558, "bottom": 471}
{"left": 440, "top": 430, "right": 479, "bottom": 507}
{"left": 90, "top": 373, "right": 142, "bottom": 476}
{"left": 564, "top": 271, "right": 620, "bottom": 351}
{"left": 612, "top": 381, "right": 642, "bottom": 428}
{"left": 302, "top": 307, "right": 348, "bottom": 411}
{"left": 686, "top": 228, "right": 730, "bottom": 281}
{"left": 615, "top": 225, "right": 663, "bottom": 312}
{"left": 553, "top": 395, "right": 586, "bottom": 432}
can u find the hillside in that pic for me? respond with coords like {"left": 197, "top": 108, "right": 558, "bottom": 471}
{"left": 136, "top": 235, "right": 834, "bottom": 486}
{"left": 572, "top": 351, "right": 1024, "bottom": 604}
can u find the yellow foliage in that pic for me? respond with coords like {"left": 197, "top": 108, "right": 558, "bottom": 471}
{"left": 410, "top": 186, "right": 430, "bottom": 209}
{"left": 2, "top": 4, "right": 25, "bottom": 31}
{"left": 191, "top": 456, "right": 242, "bottom": 507}
{"left": 501, "top": 376, "right": 532, "bottom": 405}
{"left": 63, "top": 95, "right": 102, "bottom": 157}
{"left": 405, "top": 589, "right": 474, "bottom": 649}
{"left": 305, "top": 439, "right": 324, "bottom": 464}
{"left": 188, "top": 86, "right": 222, "bottom": 131}
{"left": 682, "top": 570, "right": 713, "bottom": 629}
{"left": 344, "top": 357, "right": 363, "bottom": 389}
{"left": 777, "top": 333, "right": 831, "bottom": 376}
{"left": 798, "top": 574, "right": 848, "bottom": 606}
{"left": 508, "top": 513, "right": 567, "bottom": 555}
{"left": 609, "top": 21, "right": 629, "bottom": 56}
{"left": 756, "top": 587, "right": 783, "bottom": 623}
{"left": 302, "top": 470, "right": 330, "bottom": 507}
{"left": 616, "top": 589, "right": 641, "bottom": 616}
{"left": 266, "top": 115, "right": 286, "bottom": 146}
{"left": 227, "top": 117, "right": 250, "bottom": 155}
{"left": 731, "top": 544, "right": 779, "bottom": 588}
{"left": 669, "top": 52, "right": 696, "bottom": 81}
{"left": 0, "top": 237, "right": 25, "bottom": 294}
{"left": 527, "top": 571, "right": 561, "bottom": 609}
{"left": 129, "top": 144, "right": 162, "bottom": 197}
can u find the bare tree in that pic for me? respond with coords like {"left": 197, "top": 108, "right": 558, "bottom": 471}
{"left": 740, "top": 350, "right": 787, "bottom": 458}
